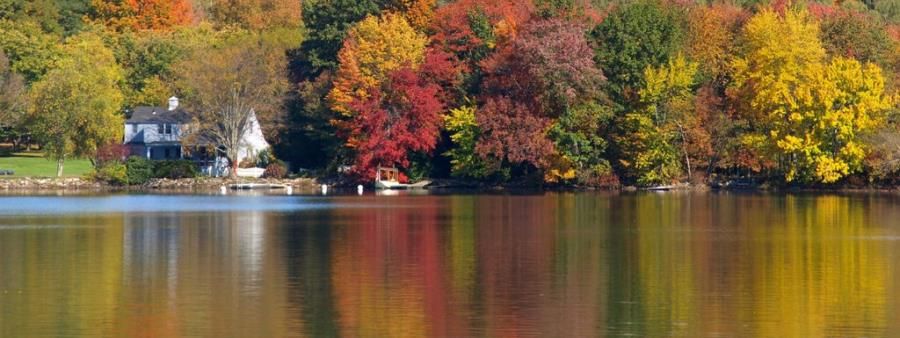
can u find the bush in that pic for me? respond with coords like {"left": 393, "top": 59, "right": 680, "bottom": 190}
{"left": 93, "top": 162, "right": 128, "bottom": 186}
{"left": 125, "top": 156, "right": 154, "bottom": 185}
{"left": 153, "top": 160, "right": 198, "bottom": 179}
{"left": 256, "top": 149, "right": 272, "bottom": 167}
{"left": 263, "top": 160, "right": 287, "bottom": 178}
{"left": 94, "top": 144, "right": 130, "bottom": 167}
{"left": 238, "top": 157, "right": 256, "bottom": 168}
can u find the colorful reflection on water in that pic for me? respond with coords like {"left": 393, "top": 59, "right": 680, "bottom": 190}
{"left": 1, "top": 192, "right": 899, "bottom": 337}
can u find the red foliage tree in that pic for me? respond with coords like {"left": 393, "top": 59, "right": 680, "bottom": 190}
{"left": 475, "top": 96, "right": 555, "bottom": 169}
{"left": 807, "top": 2, "right": 839, "bottom": 19}
{"left": 94, "top": 143, "right": 131, "bottom": 166}
{"left": 472, "top": 18, "right": 602, "bottom": 171}
{"left": 345, "top": 68, "right": 445, "bottom": 181}
{"left": 429, "top": 0, "right": 534, "bottom": 65}
{"left": 420, "top": 47, "right": 465, "bottom": 104}
{"left": 770, "top": 0, "right": 790, "bottom": 16}
{"left": 481, "top": 18, "right": 603, "bottom": 115}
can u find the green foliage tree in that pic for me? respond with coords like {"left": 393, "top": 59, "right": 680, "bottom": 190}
{"left": 444, "top": 103, "right": 496, "bottom": 179}
{"left": 0, "top": 51, "right": 26, "bottom": 149}
{"left": 27, "top": 32, "right": 125, "bottom": 177}
{"left": 0, "top": 0, "right": 63, "bottom": 34}
{"left": 300, "top": 0, "right": 385, "bottom": 73}
{"left": 284, "top": 73, "right": 344, "bottom": 170}
{"left": 588, "top": 0, "right": 685, "bottom": 107}
{"left": 57, "top": 0, "right": 92, "bottom": 35}
{"left": 105, "top": 30, "right": 182, "bottom": 107}
{"left": 548, "top": 102, "right": 614, "bottom": 183}
{"left": 0, "top": 20, "right": 61, "bottom": 83}
{"left": 873, "top": 0, "right": 900, "bottom": 22}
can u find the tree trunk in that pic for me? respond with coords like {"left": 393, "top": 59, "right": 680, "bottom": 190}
{"left": 677, "top": 123, "right": 692, "bottom": 183}
{"left": 230, "top": 157, "right": 238, "bottom": 178}
{"left": 56, "top": 157, "right": 65, "bottom": 177}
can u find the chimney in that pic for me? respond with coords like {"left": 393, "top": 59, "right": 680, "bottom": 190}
{"left": 168, "top": 96, "right": 179, "bottom": 111}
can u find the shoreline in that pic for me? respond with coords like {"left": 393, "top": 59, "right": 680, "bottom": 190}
{"left": 0, "top": 177, "right": 321, "bottom": 193}
{"left": 2, "top": 177, "right": 900, "bottom": 194}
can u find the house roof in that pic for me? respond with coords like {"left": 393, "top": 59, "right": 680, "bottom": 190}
{"left": 126, "top": 106, "right": 192, "bottom": 124}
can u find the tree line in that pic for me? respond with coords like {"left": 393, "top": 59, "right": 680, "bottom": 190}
{"left": 0, "top": 0, "right": 898, "bottom": 186}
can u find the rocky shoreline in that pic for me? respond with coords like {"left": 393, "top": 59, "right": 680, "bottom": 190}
{"left": 0, "top": 177, "right": 321, "bottom": 192}
{"left": 0, "top": 177, "right": 105, "bottom": 190}
{"left": 2, "top": 176, "right": 898, "bottom": 194}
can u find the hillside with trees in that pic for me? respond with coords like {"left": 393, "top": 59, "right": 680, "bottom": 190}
{"left": 0, "top": 0, "right": 898, "bottom": 187}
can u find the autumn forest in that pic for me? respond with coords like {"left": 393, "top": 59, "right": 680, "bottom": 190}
{"left": 1, "top": 0, "right": 899, "bottom": 187}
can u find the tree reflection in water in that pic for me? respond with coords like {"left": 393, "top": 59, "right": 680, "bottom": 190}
{"left": 0, "top": 192, "right": 898, "bottom": 337}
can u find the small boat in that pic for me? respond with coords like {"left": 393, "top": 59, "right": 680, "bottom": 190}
{"left": 643, "top": 185, "right": 675, "bottom": 191}
{"left": 228, "top": 183, "right": 289, "bottom": 190}
{"left": 375, "top": 166, "right": 430, "bottom": 190}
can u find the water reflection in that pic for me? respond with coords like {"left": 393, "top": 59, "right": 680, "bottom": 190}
{"left": 1, "top": 192, "right": 899, "bottom": 337}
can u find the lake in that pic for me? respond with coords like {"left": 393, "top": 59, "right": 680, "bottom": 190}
{"left": 0, "top": 192, "right": 898, "bottom": 337}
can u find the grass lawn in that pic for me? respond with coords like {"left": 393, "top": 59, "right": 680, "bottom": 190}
{"left": 0, "top": 152, "right": 93, "bottom": 178}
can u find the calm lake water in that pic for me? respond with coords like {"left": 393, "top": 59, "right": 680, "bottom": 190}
{"left": 1, "top": 192, "right": 899, "bottom": 337}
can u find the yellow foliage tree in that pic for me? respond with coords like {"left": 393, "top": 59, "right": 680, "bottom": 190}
{"left": 641, "top": 54, "right": 698, "bottom": 125}
{"left": 732, "top": 9, "right": 893, "bottom": 183}
{"left": 328, "top": 13, "right": 428, "bottom": 116}
{"left": 28, "top": 33, "right": 125, "bottom": 176}
{"left": 616, "top": 54, "right": 699, "bottom": 186}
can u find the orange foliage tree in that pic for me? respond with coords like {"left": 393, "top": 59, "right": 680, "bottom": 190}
{"left": 328, "top": 13, "right": 428, "bottom": 116}
{"left": 430, "top": 0, "right": 534, "bottom": 63}
{"left": 207, "top": 0, "right": 302, "bottom": 29}
{"left": 686, "top": 4, "right": 747, "bottom": 84}
{"left": 90, "top": 0, "right": 193, "bottom": 31}
{"left": 390, "top": 0, "right": 437, "bottom": 31}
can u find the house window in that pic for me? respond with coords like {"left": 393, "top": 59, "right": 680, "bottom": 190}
{"left": 157, "top": 124, "right": 173, "bottom": 135}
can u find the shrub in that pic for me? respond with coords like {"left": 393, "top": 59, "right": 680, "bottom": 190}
{"left": 238, "top": 157, "right": 256, "bottom": 168}
{"left": 153, "top": 160, "right": 198, "bottom": 179}
{"left": 256, "top": 149, "right": 272, "bottom": 167}
{"left": 263, "top": 160, "right": 287, "bottom": 178}
{"left": 93, "top": 162, "right": 128, "bottom": 186}
{"left": 125, "top": 156, "right": 154, "bottom": 185}
{"left": 95, "top": 144, "right": 130, "bottom": 167}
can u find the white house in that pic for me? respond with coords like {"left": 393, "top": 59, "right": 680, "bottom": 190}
{"left": 238, "top": 110, "right": 270, "bottom": 163}
{"left": 123, "top": 96, "right": 270, "bottom": 176}
{"left": 124, "top": 96, "right": 190, "bottom": 160}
